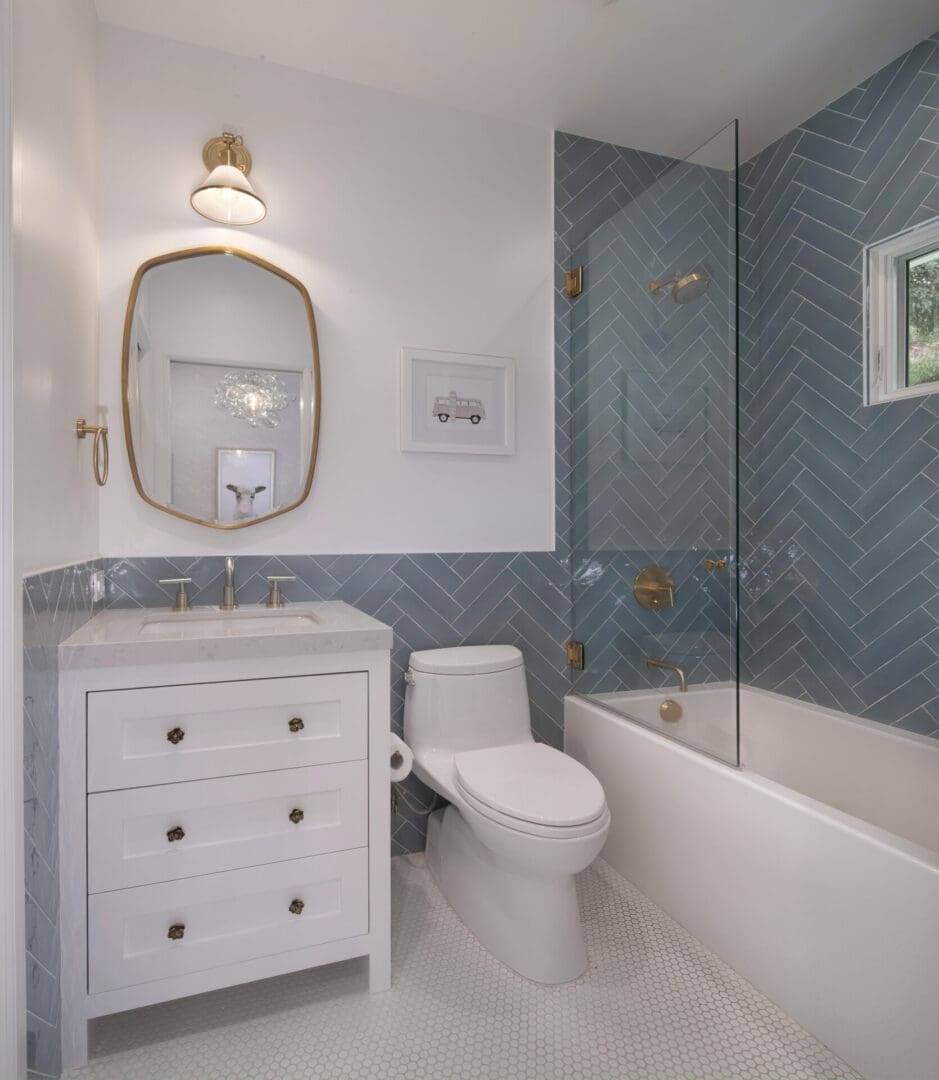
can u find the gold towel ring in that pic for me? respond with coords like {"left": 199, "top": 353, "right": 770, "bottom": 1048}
{"left": 75, "top": 418, "right": 109, "bottom": 486}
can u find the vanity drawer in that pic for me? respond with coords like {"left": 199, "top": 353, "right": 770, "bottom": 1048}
{"left": 88, "top": 849, "right": 369, "bottom": 994}
{"left": 87, "top": 762, "right": 368, "bottom": 893}
{"left": 87, "top": 674, "right": 367, "bottom": 791}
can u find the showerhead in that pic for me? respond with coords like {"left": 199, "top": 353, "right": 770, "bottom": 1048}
{"left": 649, "top": 271, "right": 710, "bottom": 304}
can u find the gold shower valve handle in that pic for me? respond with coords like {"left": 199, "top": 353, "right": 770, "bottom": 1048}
{"left": 167, "top": 924, "right": 185, "bottom": 941}
{"left": 288, "top": 808, "right": 304, "bottom": 824}
{"left": 288, "top": 716, "right": 305, "bottom": 733}
{"left": 166, "top": 826, "right": 185, "bottom": 842}
{"left": 634, "top": 565, "right": 676, "bottom": 611}
{"left": 289, "top": 898, "right": 305, "bottom": 915}
{"left": 166, "top": 726, "right": 185, "bottom": 745}
{"left": 703, "top": 558, "right": 727, "bottom": 571}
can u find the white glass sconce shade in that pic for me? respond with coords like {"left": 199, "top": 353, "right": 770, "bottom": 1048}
{"left": 191, "top": 163, "right": 266, "bottom": 226}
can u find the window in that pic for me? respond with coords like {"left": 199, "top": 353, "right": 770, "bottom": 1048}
{"left": 865, "top": 216, "right": 939, "bottom": 405}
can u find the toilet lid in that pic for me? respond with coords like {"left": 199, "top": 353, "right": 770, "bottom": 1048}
{"left": 454, "top": 743, "right": 606, "bottom": 827}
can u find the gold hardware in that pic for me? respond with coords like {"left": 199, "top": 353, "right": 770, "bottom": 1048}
{"left": 634, "top": 565, "right": 676, "bottom": 611}
{"left": 265, "top": 575, "right": 296, "bottom": 608}
{"left": 660, "top": 698, "right": 683, "bottom": 722}
{"left": 288, "top": 898, "right": 305, "bottom": 915}
{"left": 121, "top": 247, "right": 321, "bottom": 530}
{"left": 167, "top": 924, "right": 185, "bottom": 941}
{"left": 647, "top": 655, "right": 688, "bottom": 693}
{"left": 166, "top": 727, "right": 185, "bottom": 745}
{"left": 566, "top": 640, "right": 585, "bottom": 669}
{"left": 158, "top": 578, "right": 193, "bottom": 612}
{"left": 201, "top": 132, "right": 253, "bottom": 175}
{"left": 649, "top": 271, "right": 710, "bottom": 304}
{"left": 565, "top": 265, "right": 584, "bottom": 298}
{"left": 288, "top": 808, "right": 304, "bottom": 824}
{"left": 220, "top": 556, "right": 237, "bottom": 611}
{"left": 703, "top": 558, "right": 726, "bottom": 571}
{"left": 288, "top": 716, "right": 305, "bottom": 733}
{"left": 75, "top": 419, "right": 109, "bottom": 486}
{"left": 166, "top": 826, "right": 185, "bottom": 843}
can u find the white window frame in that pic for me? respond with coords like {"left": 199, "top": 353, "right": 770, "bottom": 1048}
{"left": 865, "top": 213, "right": 939, "bottom": 405}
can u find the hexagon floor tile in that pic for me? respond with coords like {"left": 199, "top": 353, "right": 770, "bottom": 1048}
{"left": 75, "top": 856, "right": 859, "bottom": 1080}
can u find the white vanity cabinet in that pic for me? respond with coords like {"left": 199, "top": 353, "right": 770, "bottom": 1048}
{"left": 58, "top": 603, "right": 392, "bottom": 1074}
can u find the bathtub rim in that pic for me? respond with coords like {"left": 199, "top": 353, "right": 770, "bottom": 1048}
{"left": 565, "top": 691, "right": 939, "bottom": 872}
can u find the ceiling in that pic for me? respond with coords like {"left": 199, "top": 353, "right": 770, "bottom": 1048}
{"left": 94, "top": 0, "right": 939, "bottom": 161}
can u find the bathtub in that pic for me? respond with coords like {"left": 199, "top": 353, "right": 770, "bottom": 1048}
{"left": 565, "top": 685, "right": 939, "bottom": 1080}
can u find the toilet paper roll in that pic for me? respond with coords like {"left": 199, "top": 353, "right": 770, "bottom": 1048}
{"left": 389, "top": 732, "right": 413, "bottom": 782}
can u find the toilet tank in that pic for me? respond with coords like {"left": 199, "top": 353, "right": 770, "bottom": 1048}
{"left": 403, "top": 645, "right": 533, "bottom": 756}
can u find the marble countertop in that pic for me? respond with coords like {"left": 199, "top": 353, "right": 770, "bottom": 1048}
{"left": 60, "top": 601, "right": 393, "bottom": 667}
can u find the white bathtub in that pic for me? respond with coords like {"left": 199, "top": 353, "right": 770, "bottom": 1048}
{"left": 565, "top": 685, "right": 939, "bottom": 1080}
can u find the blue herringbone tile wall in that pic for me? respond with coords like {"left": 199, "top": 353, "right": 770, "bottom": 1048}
{"left": 740, "top": 28, "right": 939, "bottom": 738}
{"left": 104, "top": 553, "right": 571, "bottom": 855}
{"left": 557, "top": 133, "right": 738, "bottom": 694}
{"left": 23, "top": 561, "right": 104, "bottom": 1079}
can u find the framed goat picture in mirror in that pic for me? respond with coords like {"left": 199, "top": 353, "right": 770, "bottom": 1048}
{"left": 217, "top": 448, "right": 275, "bottom": 523}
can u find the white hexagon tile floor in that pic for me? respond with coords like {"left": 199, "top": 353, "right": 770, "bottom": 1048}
{"left": 74, "top": 856, "right": 859, "bottom": 1080}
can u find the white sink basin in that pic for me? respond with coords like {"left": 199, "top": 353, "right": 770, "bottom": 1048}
{"left": 139, "top": 608, "right": 320, "bottom": 639}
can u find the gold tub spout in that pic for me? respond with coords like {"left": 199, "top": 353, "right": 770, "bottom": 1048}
{"left": 647, "top": 655, "right": 687, "bottom": 693}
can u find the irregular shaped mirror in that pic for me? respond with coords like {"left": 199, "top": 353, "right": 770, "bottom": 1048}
{"left": 122, "top": 248, "right": 320, "bottom": 528}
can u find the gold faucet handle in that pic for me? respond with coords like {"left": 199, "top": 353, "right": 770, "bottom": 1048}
{"left": 158, "top": 578, "right": 193, "bottom": 613}
{"left": 265, "top": 575, "right": 296, "bottom": 609}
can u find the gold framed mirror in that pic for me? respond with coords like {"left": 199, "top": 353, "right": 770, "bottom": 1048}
{"left": 121, "top": 247, "right": 320, "bottom": 529}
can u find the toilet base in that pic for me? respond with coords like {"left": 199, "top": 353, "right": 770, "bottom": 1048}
{"left": 425, "top": 806, "right": 588, "bottom": 984}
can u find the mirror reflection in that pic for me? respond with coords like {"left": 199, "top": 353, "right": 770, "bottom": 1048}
{"left": 123, "top": 249, "right": 319, "bottom": 528}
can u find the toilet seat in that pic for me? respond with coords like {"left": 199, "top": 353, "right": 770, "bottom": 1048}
{"left": 454, "top": 743, "right": 608, "bottom": 838}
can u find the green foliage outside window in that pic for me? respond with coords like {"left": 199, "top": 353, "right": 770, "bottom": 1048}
{"left": 907, "top": 248, "right": 939, "bottom": 385}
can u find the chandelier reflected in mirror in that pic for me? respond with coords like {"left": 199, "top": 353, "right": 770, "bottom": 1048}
{"left": 213, "top": 369, "right": 295, "bottom": 428}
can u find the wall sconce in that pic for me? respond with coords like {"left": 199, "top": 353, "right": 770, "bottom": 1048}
{"left": 190, "top": 132, "right": 267, "bottom": 226}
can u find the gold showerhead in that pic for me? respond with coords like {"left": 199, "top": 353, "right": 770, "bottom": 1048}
{"left": 649, "top": 271, "right": 710, "bottom": 304}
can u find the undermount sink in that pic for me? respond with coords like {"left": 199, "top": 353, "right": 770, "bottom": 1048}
{"left": 139, "top": 608, "right": 320, "bottom": 639}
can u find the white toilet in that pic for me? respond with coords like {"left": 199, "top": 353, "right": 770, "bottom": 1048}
{"left": 404, "top": 644, "right": 610, "bottom": 984}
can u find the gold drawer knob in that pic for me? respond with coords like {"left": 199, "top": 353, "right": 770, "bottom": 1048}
{"left": 167, "top": 924, "right": 185, "bottom": 941}
{"left": 288, "top": 808, "right": 304, "bottom": 825}
{"left": 166, "top": 826, "right": 185, "bottom": 842}
{"left": 288, "top": 716, "right": 304, "bottom": 733}
{"left": 166, "top": 727, "right": 185, "bottom": 745}
{"left": 288, "top": 898, "right": 305, "bottom": 916}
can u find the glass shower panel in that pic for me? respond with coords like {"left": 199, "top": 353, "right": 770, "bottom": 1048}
{"left": 569, "top": 121, "right": 739, "bottom": 764}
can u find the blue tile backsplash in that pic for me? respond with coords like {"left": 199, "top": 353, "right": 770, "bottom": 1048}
{"left": 739, "top": 28, "right": 939, "bottom": 737}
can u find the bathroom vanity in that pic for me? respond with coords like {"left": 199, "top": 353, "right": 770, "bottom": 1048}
{"left": 57, "top": 602, "right": 392, "bottom": 1073}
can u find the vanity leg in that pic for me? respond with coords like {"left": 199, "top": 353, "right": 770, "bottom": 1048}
{"left": 368, "top": 950, "right": 391, "bottom": 993}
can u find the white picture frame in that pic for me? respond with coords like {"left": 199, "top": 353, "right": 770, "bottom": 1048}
{"left": 216, "top": 448, "right": 275, "bottom": 523}
{"left": 400, "top": 347, "right": 516, "bottom": 455}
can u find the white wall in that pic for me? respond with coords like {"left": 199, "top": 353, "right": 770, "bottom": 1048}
{"left": 98, "top": 25, "right": 555, "bottom": 556}
{"left": 13, "top": 0, "right": 99, "bottom": 573}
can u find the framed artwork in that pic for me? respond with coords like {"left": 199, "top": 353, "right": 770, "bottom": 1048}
{"left": 400, "top": 347, "right": 516, "bottom": 455}
{"left": 216, "top": 448, "right": 275, "bottom": 523}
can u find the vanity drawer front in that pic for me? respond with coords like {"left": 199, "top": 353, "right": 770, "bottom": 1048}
{"left": 88, "top": 849, "right": 369, "bottom": 994}
{"left": 87, "top": 674, "right": 367, "bottom": 791}
{"left": 87, "top": 762, "right": 368, "bottom": 893}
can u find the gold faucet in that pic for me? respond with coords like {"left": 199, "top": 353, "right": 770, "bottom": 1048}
{"left": 220, "top": 556, "right": 237, "bottom": 611}
{"left": 647, "top": 655, "right": 687, "bottom": 693}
